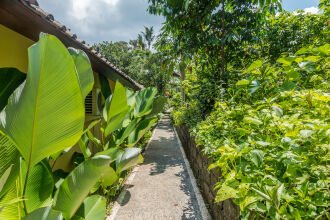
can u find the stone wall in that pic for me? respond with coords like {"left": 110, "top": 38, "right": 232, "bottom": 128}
{"left": 175, "top": 125, "right": 239, "bottom": 220}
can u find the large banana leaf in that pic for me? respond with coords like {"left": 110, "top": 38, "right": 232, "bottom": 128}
{"left": 115, "top": 118, "right": 139, "bottom": 145}
{"left": 134, "top": 87, "right": 157, "bottom": 117}
{"left": 0, "top": 133, "right": 20, "bottom": 199}
{"left": 0, "top": 181, "right": 22, "bottom": 220}
{"left": 22, "top": 207, "right": 63, "bottom": 220}
{"left": 104, "top": 82, "right": 130, "bottom": 137}
{"left": 0, "top": 67, "right": 26, "bottom": 111}
{"left": 99, "top": 74, "right": 112, "bottom": 99}
{"left": 53, "top": 155, "right": 111, "bottom": 219}
{"left": 74, "top": 195, "right": 106, "bottom": 220}
{"left": 127, "top": 117, "right": 158, "bottom": 147}
{"left": 116, "top": 148, "right": 143, "bottom": 173}
{"left": 145, "top": 96, "right": 167, "bottom": 118}
{"left": 0, "top": 33, "right": 85, "bottom": 168}
{"left": 21, "top": 160, "right": 54, "bottom": 213}
{"left": 68, "top": 48, "right": 94, "bottom": 100}
{"left": 95, "top": 147, "right": 124, "bottom": 162}
{"left": 100, "top": 166, "right": 118, "bottom": 187}
{"left": 126, "top": 88, "right": 136, "bottom": 107}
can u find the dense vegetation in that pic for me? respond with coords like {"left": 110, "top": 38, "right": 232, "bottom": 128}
{"left": 93, "top": 27, "right": 171, "bottom": 94}
{"left": 0, "top": 33, "right": 165, "bottom": 219}
{"left": 149, "top": 0, "right": 329, "bottom": 219}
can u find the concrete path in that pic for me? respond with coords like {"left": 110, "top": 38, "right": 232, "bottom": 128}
{"left": 108, "top": 115, "right": 210, "bottom": 220}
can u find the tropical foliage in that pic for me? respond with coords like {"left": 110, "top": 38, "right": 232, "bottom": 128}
{"left": 0, "top": 33, "right": 165, "bottom": 219}
{"left": 93, "top": 27, "right": 171, "bottom": 94}
{"left": 156, "top": 0, "right": 330, "bottom": 219}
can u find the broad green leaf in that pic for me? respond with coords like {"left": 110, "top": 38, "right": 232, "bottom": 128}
{"left": 145, "top": 96, "right": 167, "bottom": 118}
{"left": 134, "top": 87, "right": 158, "bottom": 117}
{"left": 115, "top": 118, "right": 139, "bottom": 145}
{"left": 22, "top": 160, "right": 54, "bottom": 213}
{"left": 0, "top": 166, "right": 13, "bottom": 195}
{"left": 116, "top": 148, "right": 143, "bottom": 173}
{"left": 250, "top": 150, "right": 264, "bottom": 167}
{"left": 281, "top": 81, "right": 295, "bottom": 91}
{"left": 126, "top": 88, "right": 136, "bottom": 107}
{"left": 74, "top": 195, "right": 106, "bottom": 220}
{"left": 68, "top": 48, "right": 94, "bottom": 99}
{"left": 239, "top": 196, "right": 259, "bottom": 210}
{"left": 100, "top": 166, "right": 118, "bottom": 187}
{"left": 78, "top": 134, "right": 91, "bottom": 159}
{"left": 127, "top": 117, "right": 158, "bottom": 147}
{"left": 0, "top": 133, "right": 20, "bottom": 198}
{"left": 0, "top": 68, "right": 26, "bottom": 111}
{"left": 243, "top": 60, "right": 262, "bottom": 74}
{"left": 314, "top": 43, "right": 330, "bottom": 56}
{"left": 0, "top": 181, "right": 22, "bottom": 220}
{"left": 243, "top": 117, "right": 262, "bottom": 126}
{"left": 95, "top": 147, "right": 124, "bottom": 162}
{"left": 215, "top": 183, "right": 239, "bottom": 202}
{"left": 104, "top": 82, "right": 130, "bottom": 136}
{"left": 23, "top": 207, "right": 63, "bottom": 220}
{"left": 277, "top": 57, "right": 296, "bottom": 66}
{"left": 0, "top": 33, "right": 85, "bottom": 168}
{"left": 236, "top": 79, "right": 250, "bottom": 86}
{"left": 53, "top": 155, "right": 111, "bottom": 219}
{"left": 272, "top": 105, "right": 283, "bottom": 117}
{"left": 99, "top": 74, "right": 112, "bottom": 99}
{"left": 286, "top": 70, "right": 300, "bottom": 80}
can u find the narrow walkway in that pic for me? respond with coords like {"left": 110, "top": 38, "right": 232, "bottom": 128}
{"left": 109, "top": 115, "right": 209, "bottom": 220}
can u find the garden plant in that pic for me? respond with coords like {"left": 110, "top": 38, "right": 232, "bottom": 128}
{"left": 0, "top": 33, "right": 165, "bottom": 219}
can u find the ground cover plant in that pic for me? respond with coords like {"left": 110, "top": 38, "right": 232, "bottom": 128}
{"left": 0, "top": 33, "right": 165, "bottom": 219}
{"left": 151, "top": 0, "right": 330, "bottom": 219}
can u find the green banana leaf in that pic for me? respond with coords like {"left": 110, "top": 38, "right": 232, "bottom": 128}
{"left": 78, "top": 134, "right": 91, "bottom": 159}
{"left": 116, "top": 148, "right": 143, "bottom": 173}
{"left": 74, "top": 195, "right": 106, "bottom": 220}
{"left": 53, "top": 155, "right": 111, "bottom": 219}
{"left": 104, "top": 82, "right": 130, "bottom": 137}
{"left": 21, "top": 160, "right": 54, "bottom": 213}
{"left": 0, "top": 33, "right": 86, "bottom": 168}
{"left": 100, "top": 166, "right": 118, "bottom": 187}
{"left": 22, "top": 207, "right": 63, "bottom": 220}
{"left": 115, "top": 118, "right": 139, "bottom": 145}
{"left": 99, "top": 74, "right": 112, "bottom": 99}
{"left": 126, "top": 88, "right": 136, "bottom": 107}
{"left": 127, "top": 117, "right": 158, "bottom": 147}
{"left": 134, "top": 87, "right": 157, "bottom": 117}
{"left": 0, "top": 166, "right": 13, "bottom": 195}
{"left": 95, "top": 147, "right": 124, "bottom": 162}
{"left": 0, "top": 67, "right": 26, "bottom": 112}
{"left": 0, "top": 181, "right": 22, "bottom": 220}
{"left": 68, "top": 48, "right": 94, "bottom": 100}
{"left": 145, "top": 96, "right": 167, "bottom": 118}
{"left": 0, "top": 133, "right": 20, "bottom": 199}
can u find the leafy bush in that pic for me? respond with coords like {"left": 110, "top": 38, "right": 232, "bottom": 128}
{"left": 176, "top": 45, "right": 329, "bottom": 219}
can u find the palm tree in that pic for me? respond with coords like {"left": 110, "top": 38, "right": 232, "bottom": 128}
{"left": 137, "top": 34, "right": 146, "bottom": 50}
{"left": 129, "top": 39, "right": 138, "bottom": 49}
{"left": 141, "top": 26, "right": 155, "bottom": 50}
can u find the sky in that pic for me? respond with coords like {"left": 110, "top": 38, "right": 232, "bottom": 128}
{"left": 37, "top": 0, "right": 320, "bottom": 46}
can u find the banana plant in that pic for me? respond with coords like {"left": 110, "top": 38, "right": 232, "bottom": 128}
{"left": 0, "top": 33, "right": 94, "bottom": 218}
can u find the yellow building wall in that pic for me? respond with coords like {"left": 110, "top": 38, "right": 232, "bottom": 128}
{"left": 0, "top": 24, "right": 35, "bottom": 73}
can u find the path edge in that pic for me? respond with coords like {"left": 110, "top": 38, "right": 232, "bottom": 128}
{"left": 106, "top": 127, "right": 157, "bottom": 220}
{"left": 173, "top": 125, "right": 212, "bottom": 220}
